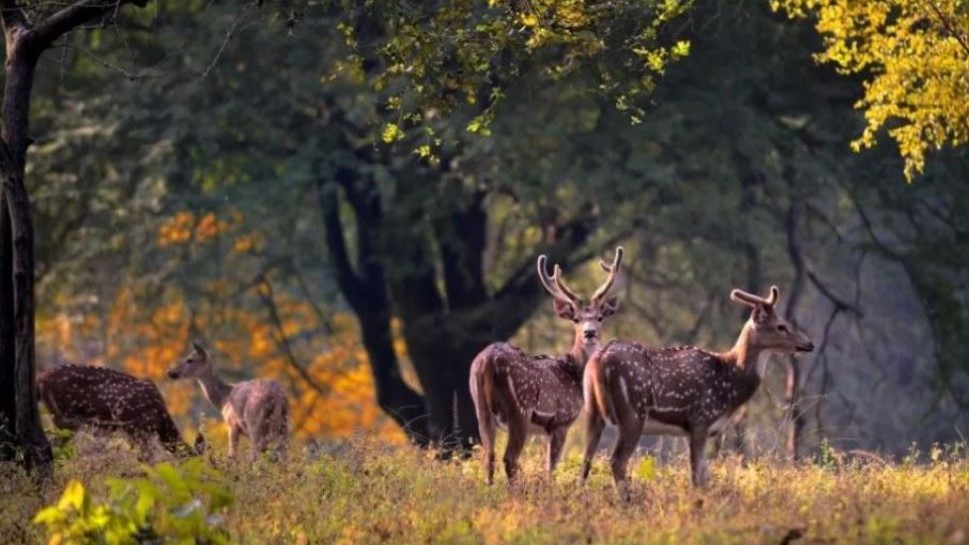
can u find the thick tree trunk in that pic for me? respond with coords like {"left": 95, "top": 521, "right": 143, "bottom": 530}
{"left": 319, "top": 154, "right": 594, "bottom": 451}
{"left": 357, "top": 311, "right": 429, "bottom": 445}
{"left": 1, "top": 29, "right": 52, "bottom": 475}
{"left": 402, "top": 323, "right": 487, "bottom": 452}
{"left": 317, "top": 175, "right": 430, "bottom": 444}
{"left": 0, "top": 195, "right": 16, "bottom": 461}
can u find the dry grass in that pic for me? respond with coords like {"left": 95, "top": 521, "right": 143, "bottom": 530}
{"left": 2, "top": 431, "right": 967, "bottom": 545}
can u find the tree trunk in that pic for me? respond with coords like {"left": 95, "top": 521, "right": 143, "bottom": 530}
{"left": 318, "top": 152, "right": 595, "bottom": 451}
{"left": 401, "top": 323, "right": 486, "bottom": 453}
{"left": 0, "top": 194, "right": 16, "bottom": 461}
{"left": 0, "top": 26, "right": 52, "bottom": 475}
{"left": 317, "top": 175, "right": 430, "bottom": 444}
{"left": 357, "top": 311, "right": 429, "bottom": 445}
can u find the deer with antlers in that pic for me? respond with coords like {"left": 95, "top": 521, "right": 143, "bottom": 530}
{"left": 167, "top": 342, "right": 288, "bottom": 460}
{"left": 38, "top": 364, "right": 204, "bottom": 458}
{"left": 581, "top": 286, "right": 814, "bottom": 499}
{"left": 469, "top": 247, "right": 623, "bottom": 484}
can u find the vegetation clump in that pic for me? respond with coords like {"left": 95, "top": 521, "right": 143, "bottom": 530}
{"left": 4, "top": 437, "right": 966, "bottom": 545}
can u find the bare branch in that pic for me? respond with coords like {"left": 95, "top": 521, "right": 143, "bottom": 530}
{"left": 30, "top": 0, "right": 151, "bottom": 53}
{"left": 806, "top": 268, "right": 864, "bottom": 317}
{"left": 256, "top": 272, "right": 328, "bottom": 395}
{"left": 201, "top": 1, "right": 258, "bottom": 78}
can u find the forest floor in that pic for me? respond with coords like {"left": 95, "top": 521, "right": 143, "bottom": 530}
{"left": 1, "top": 432, "right": 967, "bottom": 545}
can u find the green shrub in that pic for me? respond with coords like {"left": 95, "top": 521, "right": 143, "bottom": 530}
{"left": 33, "top": 458, "right": 233, "bottom": 545}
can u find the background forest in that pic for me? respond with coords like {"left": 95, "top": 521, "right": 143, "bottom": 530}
{"left": 5, "top": 0, "right": 968, "bottom": 463}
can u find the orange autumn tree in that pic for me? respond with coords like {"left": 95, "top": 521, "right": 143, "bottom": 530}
{"left": 37, "top": 210, "right": 408, "bottom": 444}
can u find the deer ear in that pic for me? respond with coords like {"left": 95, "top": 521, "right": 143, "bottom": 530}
{"left": 192, "top": 341, "right": 207, "bottom": 358}
{"left": 553, "top": 299, "right": 577, "bottom": 320}
{"left": 752, "top": 305, "right": 773, "bottom": 324}
{"left": 599, "top": 294, "right": 620, "bottom": 318}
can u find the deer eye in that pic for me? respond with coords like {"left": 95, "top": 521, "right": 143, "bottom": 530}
{"left": 776, "top": 324, "right": 789, "bottom": 333}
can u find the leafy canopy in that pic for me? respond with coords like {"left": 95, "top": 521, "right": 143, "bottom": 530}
{"left": 326, "top": 0, "right": 692, "bottom": 151}
{"left": 772, "top": 0, "right": 969, "bottom": 180}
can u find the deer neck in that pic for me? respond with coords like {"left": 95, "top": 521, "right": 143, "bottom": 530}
{"left": 196, "top": 367, "right": 233, "bottom": 411}
{"left": 721, "top": 322, "right": 768, "bottom": 381}
{"left": 568, "top": 334, "right": 597, "bottom": 370}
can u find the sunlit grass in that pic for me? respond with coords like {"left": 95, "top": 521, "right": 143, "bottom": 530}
{"left": 2, "top": 432, "right": 967, "bottom": 545}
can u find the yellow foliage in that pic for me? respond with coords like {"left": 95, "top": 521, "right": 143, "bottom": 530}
{"left": 772, "top": 0, "right": 969, "bottom": 180}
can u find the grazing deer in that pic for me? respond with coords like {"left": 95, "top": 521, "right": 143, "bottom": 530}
{"left": 581, "top": 286, "right": 814, "bottom": 499}
{"left": 167, "top": 342, "right": 288, "bottom": 459}
{"left": 469, "top": 247, "right": 623, "bottom": 484}
{"left": 38, "top": 365, "right": 203, "bottom": 458}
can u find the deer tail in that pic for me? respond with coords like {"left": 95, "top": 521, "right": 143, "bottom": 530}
{"left": 469, "top": 347, "right": 497, "bottom": 442}
{"left": 585, "top": 347, "right": 615, "bottom": 425}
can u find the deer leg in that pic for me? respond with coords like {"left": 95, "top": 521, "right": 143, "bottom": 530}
{"left": 476, "top": 412, "right": 497, "bottom": 485}
{"left": 610, "top": 417, "right": 644, "bottom": 502}
{"left": 269, "top": 432, "right": 286, "bottom": 462}
{"left": 227, "top": 425, "right": 241, "bottom": 458}
{"left": 580, "top": 407, "right": 605, "bottom": 482}
{"left": 503, "top": 414, "right": 528, "bottom": 483}
{"left": 546, "top": 428, "right": 568, "bottom": 479}
{"left": 688, "top": 426, "right": 711, "bottom": 488}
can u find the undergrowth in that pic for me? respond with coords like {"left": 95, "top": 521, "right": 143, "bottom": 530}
{"left": 1, "top": 432, "right": 967, "bottom": 545}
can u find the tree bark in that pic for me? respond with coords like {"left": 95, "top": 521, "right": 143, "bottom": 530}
{"left": 0, "top": 194, "right": 16, "bottom": 461}
{"left": 0, "top": 18, "right": 51, "bottom": 474}
{"left": 317, "top": 175, "right": 430, "bottom": 444}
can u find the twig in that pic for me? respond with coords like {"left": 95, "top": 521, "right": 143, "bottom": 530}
{"left": 256, "top": 272, "right": 328, "bottom": 395}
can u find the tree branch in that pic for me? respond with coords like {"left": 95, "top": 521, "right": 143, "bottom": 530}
{"left": 256, "top": 272, "right": 328, "bottom": 395}
{"left": 29, "top": 0, "right": 150, "bottom": 53}
{"left": 806, "top": 268, "right": 864, "bottom": 318}
{"left": 0, "top": 0, "right": 30, "bottom": 34}
{"left": 317, "top": 178, "right": 367, "bottom": 311}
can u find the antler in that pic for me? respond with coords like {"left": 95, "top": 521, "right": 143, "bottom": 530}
{"left": 592, "top": 246, "right": 624, "bottom": 305}
{"left": 730, "top": 285, "right": 780, "bottom": 308}
{"left": 537, "top": 255, "right": 581, "bottom": 306}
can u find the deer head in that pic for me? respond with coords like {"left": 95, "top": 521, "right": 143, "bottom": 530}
{"left": 730, "top": 286, "right": 814, "bottom": 354}
{"left": 537, "top": 246, "right": 623, "bottom": 358}
{"left": 167, "top": 342, "right": 213, "bottom": 380}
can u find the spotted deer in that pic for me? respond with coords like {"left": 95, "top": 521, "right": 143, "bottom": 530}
{"left": 469, "top": 247, "right": 623, "bottom": 484}
{"left": 581, "top": 286, "right": 814, "bottom": 499}
{"left": 167, "top": 342, "right": 288, "bottom": 460}
{"left": 38, "top": 365, "right": 203, "bottom": 458}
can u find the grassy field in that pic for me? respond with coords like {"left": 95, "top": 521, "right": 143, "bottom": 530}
{"left": 2, "top": 433, "right": 967, "bottom": 545}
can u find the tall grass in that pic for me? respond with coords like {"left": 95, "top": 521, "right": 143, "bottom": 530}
{"left": 3, "top": 431, "right": 967, "bottom": 545}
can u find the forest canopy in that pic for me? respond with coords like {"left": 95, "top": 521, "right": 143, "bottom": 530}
{"left": 0, "top": 0, "right": 967, "bottom": 476}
